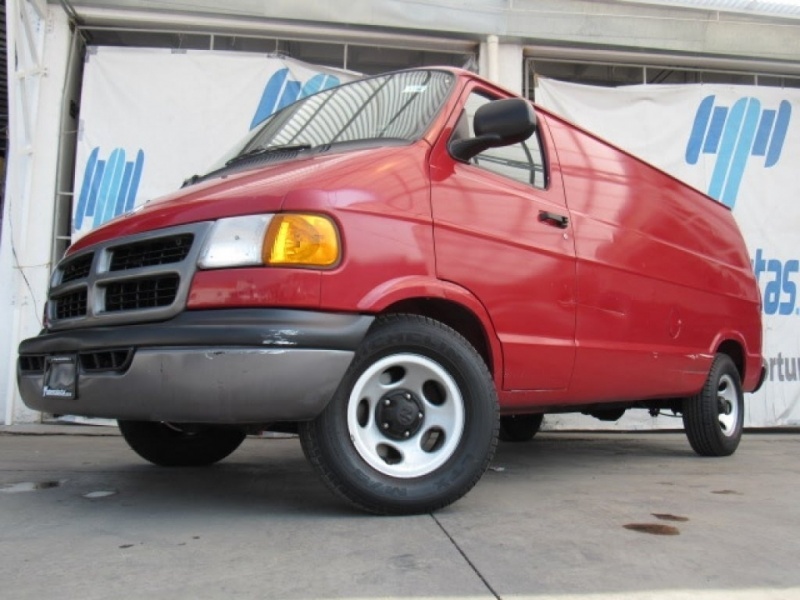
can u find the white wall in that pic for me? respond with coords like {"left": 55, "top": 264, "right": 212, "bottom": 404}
{"left": 1, "top": 2, "right": 72, "bottom": 423}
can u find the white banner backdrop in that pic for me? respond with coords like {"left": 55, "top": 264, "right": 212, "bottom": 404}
{"left": 74, "top": 47, "right": 356, "bottom": 239}
{"left": 538, "top": 78, "right": 800, "bottom": 428}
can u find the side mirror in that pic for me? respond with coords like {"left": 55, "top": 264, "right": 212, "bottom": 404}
{"left": 449, "top": 98, "right": 537, "bottom": 163}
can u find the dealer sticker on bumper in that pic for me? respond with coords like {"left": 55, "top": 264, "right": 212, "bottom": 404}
{"left": 43, "top": 356, "right": 77, "bottom": 400}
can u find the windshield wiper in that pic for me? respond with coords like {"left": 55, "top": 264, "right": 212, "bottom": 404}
{"left": 182, "top": 144, "right": 318, "bottom": 188}
{"left": 225, "top": 144, "right": 312, "bottom": 167}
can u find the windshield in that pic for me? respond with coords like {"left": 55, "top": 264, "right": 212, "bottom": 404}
{"left": 215, "top": 69, "right": 455, "bottom": 168}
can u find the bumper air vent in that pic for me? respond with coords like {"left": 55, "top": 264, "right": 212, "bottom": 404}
{"left": 19, "top": 355, "right": 46, "bottom": 373}
{"left": 79, "top": 349, "right": 134, "bottom": 373}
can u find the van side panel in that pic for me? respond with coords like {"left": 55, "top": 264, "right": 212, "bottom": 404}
{"left": 543, "top": 113, "right": 762, "bottom": 402}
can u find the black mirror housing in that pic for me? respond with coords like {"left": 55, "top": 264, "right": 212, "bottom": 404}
{"left": 449, "top": 98, "right": 537, "bottom": 163}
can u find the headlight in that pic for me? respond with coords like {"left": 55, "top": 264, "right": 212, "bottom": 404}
{"left": 198, "top": 215, "right": 272, "bottom": 269}
{"left": 198, "top": 213, "right": 340, "bottom": 269}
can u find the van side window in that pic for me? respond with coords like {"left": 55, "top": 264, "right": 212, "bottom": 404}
{"left": 460, "top": 92, "right": 547, "bottom": 188}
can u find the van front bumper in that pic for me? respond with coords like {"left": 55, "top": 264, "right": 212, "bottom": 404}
{"left": 17, "top": 309, "right": 373, "bottom": 424}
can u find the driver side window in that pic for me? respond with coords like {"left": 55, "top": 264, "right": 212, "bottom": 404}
{"left": 459, "top": 92, "right": 547, "bottom": 188}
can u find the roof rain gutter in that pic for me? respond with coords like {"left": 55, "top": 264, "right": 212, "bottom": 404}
{"left": 68, "top": 6, "right": 477, "bottom": 53}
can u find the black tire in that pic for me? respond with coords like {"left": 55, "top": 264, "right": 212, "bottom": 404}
{"left": 499, "top": 414, "right": 544, "bottom": 442}
{"left": 299, "top": 314, "right": 499, "bottom": 515}
{"left": 682, "top": 354, "right": 744, "bottom": 457}
{"left": 118, "top": 421, "right": 246, "bottom": 466}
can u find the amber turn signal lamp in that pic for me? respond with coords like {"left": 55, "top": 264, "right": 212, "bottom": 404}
{"left": 264, "top": 214, "right": 340, "bottom": 267}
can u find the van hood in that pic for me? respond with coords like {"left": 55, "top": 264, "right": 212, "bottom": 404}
{"left": 69, "top": 144, "right": 422, "bottom": 253}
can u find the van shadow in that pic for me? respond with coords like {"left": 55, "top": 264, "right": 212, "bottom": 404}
{"left": 75, "top": 437, "right": 359, "bottom": 520}
{"left": 488, "top": 432, "right": 700, "bottom": 479}
{"left": 77, "top": 433, "right": 700, "bottom": 520}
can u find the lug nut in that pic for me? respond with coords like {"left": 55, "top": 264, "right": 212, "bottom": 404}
{"left": 384, "top": 399, "right": 391, "bottom": 406}
{"left": 404, "top": 431, "right": 411, "bottom": 438}
{"left": 382, "top": 423, "right": 389, "bottom": 430}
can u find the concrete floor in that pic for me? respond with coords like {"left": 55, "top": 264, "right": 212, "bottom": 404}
{"left": 0, "top": 427, "right": 798, "bottom": 600}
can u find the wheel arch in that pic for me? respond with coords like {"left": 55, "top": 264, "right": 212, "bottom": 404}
{"left": 380, "top": 297, "right": 498, "bottom": 379}
{"left": 356, "top": 277, "right": 502, "bottom": 382}
{"left": 715, "top": 338, "right": 745, "bottom": 381}
{"left": 708, "top": 309, "right": 765, "bottom": 392}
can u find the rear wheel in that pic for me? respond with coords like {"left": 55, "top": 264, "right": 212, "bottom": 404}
{"left": 300, "top": 314, "right": 499, "bottom": 515}
{"left": 118, "top": 421, "right": 246, "bottom": 466}
{"left": 682, "top": 354, "right": 744, "bottom": 457}
{"left": 499, "top": 414, "right": 544, "bottom": 442}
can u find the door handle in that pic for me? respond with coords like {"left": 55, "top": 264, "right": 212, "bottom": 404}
{"left": 538, "top": 211, "right": 569, "bottom": 229}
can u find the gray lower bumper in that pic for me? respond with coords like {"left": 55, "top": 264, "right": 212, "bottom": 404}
{"left": 18, "top": 309, "right": 373, "bottom": 424}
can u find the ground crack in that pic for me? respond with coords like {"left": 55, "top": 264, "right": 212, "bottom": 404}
{"left": 430, "top": 513, "right": 501, "bottom": 600}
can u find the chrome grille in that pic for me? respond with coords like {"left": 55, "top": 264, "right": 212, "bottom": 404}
{"left": 47, "top": 222, "right": 211, "bottom": 330}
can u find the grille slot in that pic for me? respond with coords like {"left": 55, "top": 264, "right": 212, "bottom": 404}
{"left": 79, "top": 349, "right": 133, "bottom": 372}
{"left": 54, "top": 289, "right": 88, "bottom": 319}
{"left": 61, "top": 254, "right": 93, "bottom": 283}
{"left": 104, "top": 276, "right": 180, "bottom": 312}
{"left": 109, "top": 234, "right": 193, "bottom": 271}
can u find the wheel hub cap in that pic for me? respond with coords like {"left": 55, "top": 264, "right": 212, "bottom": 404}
{"left": 716, "top": 373, "right": 739, "bottom": 436}
{"left": 375, "top": 390, "right": 424, "bottom": 440}
{"left": 346, "top": 353, "right": 466, "bottom": 479}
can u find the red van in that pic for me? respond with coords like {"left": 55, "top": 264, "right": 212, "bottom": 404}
{"left": 18, "top": 68, "right": 765, "bottom": 514}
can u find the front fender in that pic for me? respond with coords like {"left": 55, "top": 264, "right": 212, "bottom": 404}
{"left": 356, "top": 275, "right": 504, "bottom": 387}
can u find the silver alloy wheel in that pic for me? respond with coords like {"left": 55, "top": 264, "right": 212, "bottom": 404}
{"left": 717, "top": 373, "right": 739, "bottom": 437}
{"left": 347, "top": 353, "right": 465, "bottom": 479}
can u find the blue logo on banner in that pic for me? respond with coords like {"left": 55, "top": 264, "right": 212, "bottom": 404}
{"left": 74, "top": 147, "right": 145, "bottom": 230}
{"left": 250, "top": 68, "right": 340, "bottom": 130}
{"left": 752, "top": 248, "right": 800, "bottom": 317}
{"left": 685, "top": 95, "right": 791, "bottom": 208}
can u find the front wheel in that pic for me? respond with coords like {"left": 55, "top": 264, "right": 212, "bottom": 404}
{"left": 118, "top": 421, "right": 246, "bottom": 466}
{"left": 682, "top": 354, "right": 744, "bottom": 457}
{"left": 300, "top": 314, "right": 499, "bottom": 515}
